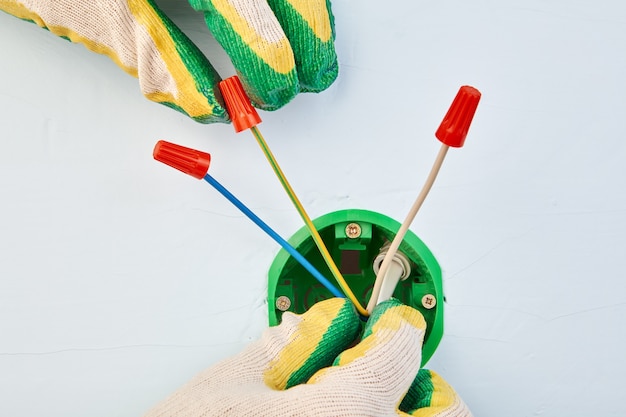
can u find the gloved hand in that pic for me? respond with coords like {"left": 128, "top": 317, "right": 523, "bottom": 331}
{"left": 0, "top": 0, "right": 338, "bottom": 123}
{"left": 143, "top": 298, "right": 472, "bottom": 417}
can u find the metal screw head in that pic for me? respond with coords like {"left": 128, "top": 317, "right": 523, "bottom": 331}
{"left": 275, "top": 296, "right": 292, "bottom": 312}
{"left": 421, "top": 294, "right": 437, "bottom": 309}
{"left": 345, "top": 222, "right": 362, "bottom": 239}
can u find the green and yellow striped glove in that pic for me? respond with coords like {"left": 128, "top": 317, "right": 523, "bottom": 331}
{"left": 143, "top": 298, "right": 472, "bottom": 416}
{"left": 0, "top": 0, "right": 338, "bottom": 123}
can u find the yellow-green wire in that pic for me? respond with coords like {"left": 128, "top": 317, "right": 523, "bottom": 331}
{"left": 250, "top": 126, "right": 369, "bottom": 317}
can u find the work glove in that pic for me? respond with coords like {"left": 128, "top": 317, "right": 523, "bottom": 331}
{"left": 0, "top": 0, "right": 338, "bottom": 123}
{"left": 143, "top": 298, "right": 472, "bottom": 416}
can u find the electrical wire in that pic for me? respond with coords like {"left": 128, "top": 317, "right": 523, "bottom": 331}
{"left": 250, "top": 126, "right": 370, "bottom": 317}
{"left": 203, "top": 173, "right": 345, "bottom": 299}
{"left": 366, "top": 144, "right": 450, "bottom": 313}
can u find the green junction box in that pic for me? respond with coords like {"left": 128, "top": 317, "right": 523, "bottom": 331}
{"left": 267, "top": 209, "right": 444, "bottom": 365}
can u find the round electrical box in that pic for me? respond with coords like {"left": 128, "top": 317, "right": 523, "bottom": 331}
{"left": 268, "top": 209, "right": 444, "bottom": 365}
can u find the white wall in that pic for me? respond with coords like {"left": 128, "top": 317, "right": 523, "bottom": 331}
{"left": 2, "top": 1, "right": 625, "bottom": 415}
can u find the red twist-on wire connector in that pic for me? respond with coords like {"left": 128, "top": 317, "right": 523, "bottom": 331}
{"left": 219, "top": 76, "right": 262, "bottom": 133}
{"left": 153, "top": 140, "right": 211, "bottom": 179}
{"left": 436, "top": 86, "right": 481, "bottom": 148}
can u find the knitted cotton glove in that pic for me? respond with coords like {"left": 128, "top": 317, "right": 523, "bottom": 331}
{"left": 0, "top": 0, "right": 337, "bottom": 123}
{"left": 143, "top": 298, "right": 472, "bottom": 417}
{"left": 189, "top": 0, "right": 337, "bottom": 109}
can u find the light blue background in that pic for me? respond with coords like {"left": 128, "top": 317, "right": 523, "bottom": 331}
{"left": 1, "top": 1, "right": 625, "bottom": 415}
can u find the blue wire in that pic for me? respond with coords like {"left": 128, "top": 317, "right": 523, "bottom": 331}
{"left": 203, "top": 173, "right": 344, "bottom": 299}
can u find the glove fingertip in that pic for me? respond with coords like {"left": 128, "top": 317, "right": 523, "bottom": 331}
{"left": 400, "top": 369, "right": 474, "bottom": 416}
{"left": 237, "top": 69, "right": 299, "bottom": 111}
{"left": 198, "top": 2, "right": 301, "bottom": 111}
{"left": 364, "top": 299, "right": 427, "bottom": 339}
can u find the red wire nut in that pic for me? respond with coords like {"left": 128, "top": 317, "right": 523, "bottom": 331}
{"left": 219, "top": 76, "right": 262, "bottom": 133}
{"left": 436, "top": 86, "right": 481, "bottom": 148}
{"left": 153, "top": 140, "right": 211, "bottom": 179}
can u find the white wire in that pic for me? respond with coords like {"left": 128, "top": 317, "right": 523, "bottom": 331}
{"left": 366, "top": 144, "right": 450, "bottom": 313}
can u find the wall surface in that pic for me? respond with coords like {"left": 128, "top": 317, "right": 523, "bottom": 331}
{"left": 1, "top": 1, "right": 625, "bottom": 416}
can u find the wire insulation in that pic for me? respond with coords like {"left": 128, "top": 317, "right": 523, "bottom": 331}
{"left": 366, "top": 144, "right": 450, "bottom": 313}
{"left": 250, "top": 126, "right": 369, "bottom": 317}
{"left": 203, "top": 173, "right": 344, "bottom": 299}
